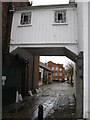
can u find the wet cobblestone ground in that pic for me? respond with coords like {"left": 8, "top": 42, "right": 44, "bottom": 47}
{"left": 2, "top": 82, "right": 76, "bottom": 119}
{"left": 45, "top": 95, "right": 76, "bottom": 119}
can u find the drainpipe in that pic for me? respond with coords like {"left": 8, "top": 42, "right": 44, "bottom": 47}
{"left": 25, "top": 60, "right": 28, "bottom": 95}
{"left": 3, "top": 2, "right": 14, "bottom": 54}
{"left": 32, "top": 59, "right": 34, "bottom": 90}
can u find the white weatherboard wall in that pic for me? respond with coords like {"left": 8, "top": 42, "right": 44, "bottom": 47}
{"left": 10, "top": 5, "right": 78, "bottom": 55}
{"left": 77, "top": 3, "right": 84, "bottom": 52}
{"left": 82, "top": 3, "right": 88, "bottom": 119}
{"left": 88, "top": 1, "right": 90, "bottom": 119}
{"left": 77, "top": 1, "right": 89, "bottom": 118}
{"left": 83, "top": 3, "right": 88, "bottom": 119}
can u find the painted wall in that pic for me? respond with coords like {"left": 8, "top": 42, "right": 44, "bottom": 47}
{"left": 10, "top": 5, "right": 78, "bottom": 54}
{"left": 88, "top": 2, "right": 90, "bottom": 119}
{"left": 77, "top": 3, "right": 84, "bottom": 52}
{"left": 77, "top": 1, "right": 89, "bottom": 118}
{"left": 83, "top": 3, "right": 88, "bottom": 118}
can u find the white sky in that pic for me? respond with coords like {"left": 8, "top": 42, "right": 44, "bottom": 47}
{"left": 40, "top": 56, "right": 74, "bottom": 68}
{"left": 29, "top": 0, "right": 69, "bottom": 6}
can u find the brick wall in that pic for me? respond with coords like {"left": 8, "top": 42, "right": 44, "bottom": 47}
{"left": 28, "top": 57, "right": 33, "bottom": 91}
{"left": 48, "top": 61, "right": 65, "bottom": 82}
{"left": 33, "top": 56, "right": 39, "bottom": 91}
{"left": 2, "top": 2, "right": 40, "bottom": 105}
{"left": 2, "top": 2, "right": 30, "bottom": 54}
{"left": 2, "top": 3, "right": 12, "bottom": 54}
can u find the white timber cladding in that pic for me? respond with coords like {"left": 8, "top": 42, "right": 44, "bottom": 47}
{"left": 11, "top": 6, "right": 77, "bottom": 45}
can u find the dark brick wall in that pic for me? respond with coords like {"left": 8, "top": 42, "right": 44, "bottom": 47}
{"left": 28, "top": 57, "right": 33, "bottom": 90}
{"left": 2, "top": 3, "right": 12, "bottom": 54}
{"left": 2, "top": 54, "right": 19, "bottom": 106}
{"left": 2, "top": 2, "right": 40, "bottom": 105}
{"left": 33, "top": 56, "right": 39, "bottom": 91}
{"left": 2, "top": 2, "right": 30, "bottom": 55}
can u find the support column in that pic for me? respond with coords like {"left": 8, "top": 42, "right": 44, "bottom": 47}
{"left": 18, "top": 61, "right": 22, "bottom": 94}
{"left": 28, "top": 57, "right": 33, "bottom": 91}
{"left": 25, "top": 61, "right": 28, "bottom": 95}
{"left": 76, "top": 52, "right": 83, "bottom": 118}
{"left": 17, "top": 60, "right": 23, "bottom": 101}
{"left": 88, "top": 2, "right": 90, "bottom": 119}
{"left": 33, "top": 56, "right": 39, "bottom": 92}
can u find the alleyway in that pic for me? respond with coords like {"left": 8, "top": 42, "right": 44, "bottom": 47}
{"left": 2, "top": 82, "right": 76, "bottom": 119}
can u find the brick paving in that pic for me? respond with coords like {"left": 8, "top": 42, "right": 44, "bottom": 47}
{"left": 2, "top": 82, "right": 76, "bottom": 119}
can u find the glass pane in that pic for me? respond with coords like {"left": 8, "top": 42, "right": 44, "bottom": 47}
{"left": 24, "top": 15, "right": 29, "bottom": 23}
{"left": 58, "top": 13, "right": 63, "bottom": 20}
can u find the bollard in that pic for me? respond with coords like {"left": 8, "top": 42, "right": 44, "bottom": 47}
{"left": 38, "top": 104, "right": 43, "bottom": 120}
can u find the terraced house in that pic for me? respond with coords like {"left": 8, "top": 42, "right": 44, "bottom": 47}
{"left": 48, "top": 61, "right": 65, "bottom": 82}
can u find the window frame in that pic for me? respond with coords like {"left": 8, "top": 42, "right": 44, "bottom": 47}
{"left": 60, "top": 68, "right": 62, "bottom": 71}
{"left": 53, "top": 9, "right": 68, "bottom": 25}
{"left": 55, "top": 78, "right": 58, "bottom": 80}
{"left": 52, "top": 67, "right": 54, "bottom": 71}
{"left": 19, "top": 12, "right": 32, "bottom": 26}
{"left": 54, "top": 10, "right": 66, "bottom": 23}
{"left": 60, "top": 73, "right": 62, "bottom": 76}
{"left": 55, "top": 73, "right": 58, "bottom": 76}
{"left": 59, "top": 78, "right": 62, "bottom": 81}
{"left": 56, "top": 67, "right": 58, "bottom": 71}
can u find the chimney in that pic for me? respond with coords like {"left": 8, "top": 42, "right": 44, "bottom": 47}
{"left": 69, "top": 0, "right": 75, "bottom": 4}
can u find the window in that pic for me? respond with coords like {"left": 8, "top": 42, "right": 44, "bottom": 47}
{"left": 55, "top": 10, "right": 66, "bottom": 23}
{"left": 56, "top": 67, "right": 58, "bottom": 71}
{"left": 60, "top": 68, "right": 62, "bottom": 71}
{"left": 59, "top": 78, "right": 62, "bottom": 81}
{"left": 52, "top": 67, "right": 54, "bottom": 70}
{"left": 55, "top": 73, "right": 58, "bottom": 76}
{"left": 55, "top": 78, "right": 58, "bottom": 80}
{"left": 60, "top": 73, "right": 62, "bottom": 76}
{"left": 20, "top": 12, "right": 31, "bottom": 25}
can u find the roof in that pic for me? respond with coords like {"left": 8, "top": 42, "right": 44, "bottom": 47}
{"left": 39, "top": 62, "right": 52, "bottom": 72}
{"left": 48, "top": 61, "right": 64, "bottom": 67}
{"left": 15, "top": 3, "right": 77, "bottom": 11}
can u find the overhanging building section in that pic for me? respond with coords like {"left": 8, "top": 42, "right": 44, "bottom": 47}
{"left": 10, "top": 3, "right": 78, "bottom": 56}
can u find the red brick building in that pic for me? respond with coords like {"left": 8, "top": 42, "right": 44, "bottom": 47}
{"left": 2, "top": 2, "right": 39, "bottom": 106}
{"left": 48, "top": 61, "right": 65, "bottom": 82}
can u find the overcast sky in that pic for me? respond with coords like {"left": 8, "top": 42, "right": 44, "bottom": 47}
{"left": 40, "top": 56, "right": 74, "bottom": 68}
{"left": 29, "top": 0, "right": 69, "bottom": 6}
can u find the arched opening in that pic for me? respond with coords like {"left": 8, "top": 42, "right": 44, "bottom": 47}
{"left": 9, "top": 47, "right": 83, "bottom": 118}
{"left": 23, "top": 47, "right": 77, "bottom": 63}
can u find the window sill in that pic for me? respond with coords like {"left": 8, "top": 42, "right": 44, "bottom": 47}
{"left": 52, "top": 23, "right": 68, "bottom": 26}
{"left": 18, "top": 24, "right": 32, "bottom": 27}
